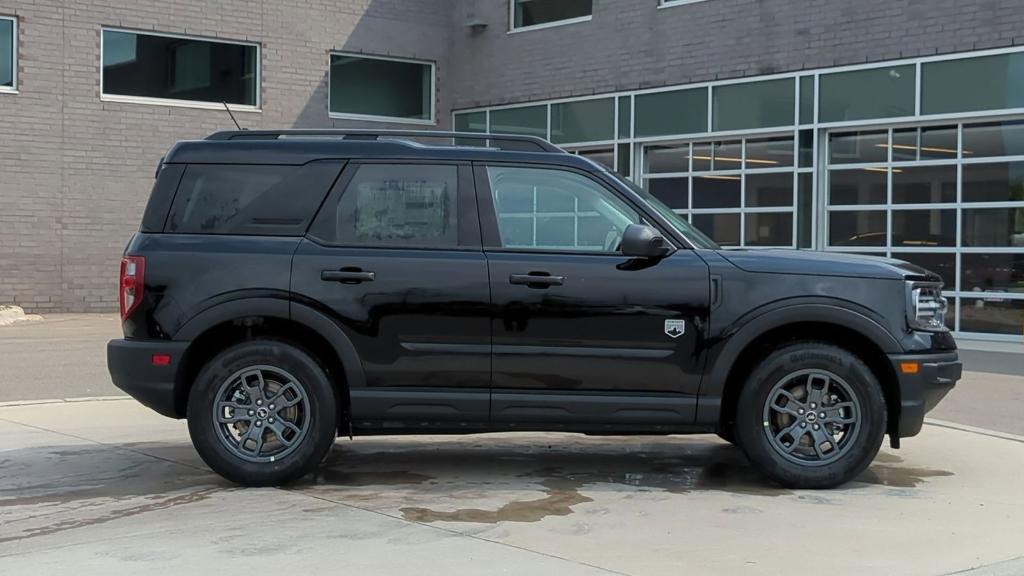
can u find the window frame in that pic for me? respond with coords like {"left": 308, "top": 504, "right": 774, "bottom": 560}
{"left": 307, "top": 160, "right": 480, "bottom": 251}
{"left": 0, "top": 15, "right": 17, "bottom": 93}
{"left": 327, "top": 51, "right": 436, "bottom": 125}
{"left": 508, "top": 0, "right": 593, "bottom": 34}
{"left": 99, "top": 26, "right": 261, "bottom": 111}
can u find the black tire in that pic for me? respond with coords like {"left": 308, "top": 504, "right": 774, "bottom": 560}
{"left": 187, "top": 339, "right": 338, "bottom": 486}
{"left": 735, "top": 341, "right": 886, "bottom": 489}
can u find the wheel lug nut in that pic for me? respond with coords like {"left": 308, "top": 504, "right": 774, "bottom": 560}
{"left": 800, "top": 422, "right": 807, "bottom": 428}
{"left": 248, "top": 410, "right": 255, "bottom": 416}
{"left": 256, "top": 400, "right": 263, "bottom": 406}
{"left": 798, "top": 408, "right": 805, "bottom": 414}
{"left": 269, "top": 418, "right": 275, "bottom": 424}
{"left": 810, "top": 403, "right": 817, "bottom": 409}
{"left": 269, "top": 404, "right": 275, "bottom": 410}
{"left": 820, "top": 412, "right": 826, "bottom": 418}
{"left": 813, "top": 424, "right": 820, "bottom": 430}
{"left": 256, "top": 420, "right": 262, "bottom": 427}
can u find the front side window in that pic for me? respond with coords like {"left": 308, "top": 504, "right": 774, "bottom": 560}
{"left": 0, "top": 17, "right": 15, "bottom": 90}
{"left": 487, "top": 166, "right": 639, "bottom": 252}
{"left": 329, "top": 54, "right": 434, "bottom": 123}
{"left": 512, "top": 0, "right": 592, "bottom": 30}
{"left": 322, "top": 164, "right": 459, "bottom": 247}
{"left": 101, "top": 29, "right": 259, "bottom": 107}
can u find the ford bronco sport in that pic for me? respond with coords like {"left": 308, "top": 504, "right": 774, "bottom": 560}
{"left": 107, "top": 129, "right": 962, "bottom": 489}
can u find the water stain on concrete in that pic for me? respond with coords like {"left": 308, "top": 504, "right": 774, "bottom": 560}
{"left": 859, "top": 464, "right": 954, "bottom": 488}
{"left": 312, "top": 469, "right": 433, "bottom": 487}
{"left": 400, "top": 478, "right": 593, "bottom": 524}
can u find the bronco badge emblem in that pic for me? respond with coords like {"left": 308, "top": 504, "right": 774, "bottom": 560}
{"left": 664, "top": 319, "right": 686, "bottom": 338}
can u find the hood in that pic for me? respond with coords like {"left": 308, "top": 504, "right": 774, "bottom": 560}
{"left": 717, "top": 249, "right": 942, "bottom": 282}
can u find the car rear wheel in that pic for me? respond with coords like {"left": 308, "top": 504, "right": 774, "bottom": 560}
{"left": 187, "top": 340, "right": 337, "bottom": 486}
{"left": 735, "top": 341, "right": 886, "bottom": 489}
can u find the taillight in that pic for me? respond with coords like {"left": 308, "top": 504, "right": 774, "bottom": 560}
{"left": 119, "top": 256, "right": 145, "bottom": 320}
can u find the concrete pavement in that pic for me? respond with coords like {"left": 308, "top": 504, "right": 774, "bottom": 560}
{"left": 1, "top": 399, "right": 1023, "bottom": 575}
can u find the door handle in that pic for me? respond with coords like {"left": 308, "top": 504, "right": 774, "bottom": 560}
{"left": 321, "top": 269, "right": 375, "bottom": 284}
{"left": 509, "top": 273, "right": 564, "bottom": 288}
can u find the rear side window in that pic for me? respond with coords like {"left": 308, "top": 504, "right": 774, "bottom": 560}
{"left": 313, "top": 164, "right": 459, "bottom": 247}
{"left": 165, "top": 162, "right": 342, "bottom": 235}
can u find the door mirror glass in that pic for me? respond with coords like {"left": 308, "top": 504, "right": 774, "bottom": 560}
{"left": 621, "top": 224, "right": 672, "bottom": 259}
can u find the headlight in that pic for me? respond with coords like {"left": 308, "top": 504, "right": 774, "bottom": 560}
{"left": 906, "top": 282, "right": 949, "bottom": 332}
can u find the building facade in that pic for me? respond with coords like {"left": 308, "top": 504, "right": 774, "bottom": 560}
{"left": 2, "top": 0, "right": 1023, "bottom": 340}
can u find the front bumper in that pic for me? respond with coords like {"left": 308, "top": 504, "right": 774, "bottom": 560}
{"left": 889, "top": 351, "right": 962, "bottom": 438}
{"left": 107, "top": 339, "right": 189, "bottom": 418}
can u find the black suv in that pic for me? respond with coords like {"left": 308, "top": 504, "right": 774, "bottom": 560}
{"left": 107, "top": 129, "right": 962, "bottom": 489}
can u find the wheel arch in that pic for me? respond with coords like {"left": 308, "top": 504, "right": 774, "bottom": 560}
{"left": 700, "top": 304, "right": 903, "bottom": 443}
{"left": 172, "top": 298, "right": 364, "bottom": 424}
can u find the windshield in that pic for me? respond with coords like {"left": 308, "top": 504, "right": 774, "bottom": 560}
{"left": 605, "top": 171, "right": 720, "bottom": 250}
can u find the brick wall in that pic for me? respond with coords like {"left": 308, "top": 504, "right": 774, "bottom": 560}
{"left": 0, "top": 0, "right": 452, "bottom": 312}
{"left": 448, "top": 0, "right": 1024, "bottom": 109}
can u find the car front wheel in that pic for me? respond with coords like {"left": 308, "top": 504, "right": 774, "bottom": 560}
{"left": 735, "top": 341, "right": 886, "bottom": 489}
{"left": 187, "top": 339, "right": 338, "bottom": 486}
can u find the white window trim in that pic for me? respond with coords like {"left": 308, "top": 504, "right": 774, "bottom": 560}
{"left": 508, "top": 1, "right": 593, "bottom": 34}
{"left": 0, "top": 15, "right": 17, "bottom": 93}
{"left": 658, "top": 0, "right": 713, "bottom": 8}
{"left": 328, "top": 51, "right": 436, "bottom": 125}
{"left": 99, "top": 26, "right": 261, "bottom": 111}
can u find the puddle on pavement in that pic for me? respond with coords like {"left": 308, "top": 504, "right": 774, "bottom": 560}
{"left": 858, "top": 464, "right": 954, "bottom": 488}
{"left": 401, "top": 478, "right": 593, "bottom": 524}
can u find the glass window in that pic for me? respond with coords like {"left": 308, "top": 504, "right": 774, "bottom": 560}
{"left": 892, "top": 209, "right": 956, "bottom": 247}
{"left": 454, "top": 111, "right": 486, "bottom": 133}
{"left": 101, "top": 29, "right": 258, "bottom": 106}
{"left": 893, "top": 253, "right": 956, "bottom": 288}
{"left": 960, "top": 298, "right": 1024, "bottom": 335}
{"left": 746, "top": 172, "right": 794, "bottom": 207}
{"left": 490, "top": 105, "right": 547, "bottom": 137}
{"left": 635, "top": 88, "right": 708, "bottom": 138}
{"left": 962, "top": 208, "right": 1024, "bottom": 247}
{"left": 922, "top": 53, "right": 1024, "bottom": 115}
{"left": 713, "top": 78, "right": 795, "bottom": 131}
{"left": 819, "top": 65, "right": 915, "bottom": 122}
{"left": 799, "top": 130, "right": 814, "bottom": 168}
{"left": 486, "top": 166, "right": 640, "bottom": 252}
{"left": 0, "top": 17, "right": 14, "bottom": 89}
{"left": 513, "top": 0, "right": 592, "bottom": 29}
{"left": 692, "top": 142, "right": 712, "bottom": 172}
{"left": 712, "top": 141, "right": 743, "bottom": 170}
{"left": 962, "top": 253, "right": 1024, "bottom": 294}
{"left": 829, "top": 169, "right": 888, "bottom": 205}
{"left": 330, "top": 54, "right": 432, "bottom": 122}
{"left": 799, "top": 76, "right": 814, "bottom": 124}
{"left": 745, "top": 136, "right": 795, "bottom": 169}
{"left": 963, "top": 121, "right": 1024, "bottom": 158}
{"left": 963, "top": 162, "right": 1024, "bottom": 203}
{"left": 829, "top": 130, "right": 888, "bottom": 164}
{"left": 892, "top": 126, "right": 959, "bottom": 161}
{"left": 645, "top": 145, "right": 689, "bottom": 174}
{"left": 551, "top": 98, "right": 614, "bottom": 144}
{"left": 798, "top": 173, "right": 813, "bottom": 249}
{"left": 829, "top": 211, "right": 887, "bottom": 247}
{"left": 618, "top": 95, "right": 631, "bottom": 139}
{"left": 693, "top": 176, "right": 741, "bottom": 209}
{"left": 746, "top": 213, "right": 794, "bottom": 247}
{"left": 328, "top": 164, "right": 458, "bottom": 247}
{"left": 167, "top": 163, "right": 340, "bottom": 236}
{"left": 693, "top": 213, "right": 740, "bottom": 247}
{"left": 576, "top": 148, "right": 614, "bottom": 170}
{"left": 616, "top": 143, "right": 632, "bottom": 178}
{"left": 647, "top": 178, "right": 689, "bottom": 209}
{"left": 892, "top": 165, "right": 957, "bottom": 204}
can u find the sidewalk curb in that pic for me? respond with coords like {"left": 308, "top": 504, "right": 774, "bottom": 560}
{"left": 924, "top": 418, "right": 1024, "bottom": 444}
{"left": 0, "top": 396, "right": 131, "bottom": 409}
{"left": 945, "top": 555, "right": 1024, "bottom": 576}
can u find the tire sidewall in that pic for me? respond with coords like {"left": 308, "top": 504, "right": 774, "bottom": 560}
{"left": 187, "top": 339, "right": 337, "bottom": 486}
{"left": 736, "top": 343, "right": 886, "bottom": 489}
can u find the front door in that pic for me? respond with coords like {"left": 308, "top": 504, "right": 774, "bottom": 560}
{"left": 292, "top": 161, "right": 490, "bottom": 427}
{"left": 476, "top": 164, "right": 711, "bottom": 427}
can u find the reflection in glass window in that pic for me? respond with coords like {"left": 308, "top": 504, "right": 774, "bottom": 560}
{"left": 963, "top": 121, "right": 1024, "bottom": 158}
{"left": 746, "top": 213, "right": 794, "bottom": 247}
{"left": 635, "top": 88, "right": 708, "bottom": 138}
{"left": 575, "top": 148, "right": 614, "bottom": 171}
{"left": 746, "top": 172, "right": 794, "bottom": 208}
{"left": 819, "top": 65, "right": 915, "bottom": 122}
{"left": 551, "top": 98, "right": 614, "bottom": 144}
{"left": 330, "top": 54, "right": 433, "bottom": 122}
{"left": 962, "top": 208, "right": 1024, "bottom": 247}
{"left": 693, "top": 176, "right": 741, "bottom": 209}
{"left": 829, "top": 131, "right": 888, "bottom": 164}
{"left": 962, "top": 253, "right": 1024, "bottom": 294}
{"left": 892, "top": 165, "right": 957, "bottom": 204}
{"left": 893, "top": 253, "right": 956, "bottom": 288}
{"left": 486, "top": 166, "right": 639, "bottom": 252}
{"left": 712, "top": 141, "right": 743, "bottom": 170}
{"left": 0, "top": 17, "right": 14, "bottom": 89}
{"left": 746, "top": 137, "right": 794, "bottom": 169}
{"left": 647, "top": 178, "right": 689, "bottom": 209}
{"left": 829, "top": 211, "right": 887, "bottom": 247}
{"left": 829, "top": 169, "right": 888, "bottom": 206}
{"left": 892, "top": 126, "right": 959, "bottom": 161}
{"left": 513, "top": 0, "right": 592, "bottom": 29}
{"left": 490, "top": 106, "right": 547, "bottom": 137}
{"left": 102, "top": 29, "right": 257, "bottom": 106}
{"left": 892, "top": 210, "right": 956, "bottom": 247}
{"left": 646, "top": 145, "right": 690, "bottom": 174}
{"left": 713, "top": 78, "right": 795, "bottom": 131}
{"left": 960, "top": 298, "right": 1024, "bottom": 335}
{"left": 922, "top": 53, "right": 1024, "bottom": 115}
{"left": 963, "top": 162, "right": 1024, "bottom": 203}
{"left": 693, "top": 213, "right": 740, "bottom": 247}
{"left": 335, "top": 165, "right": 458, "bottom": 247}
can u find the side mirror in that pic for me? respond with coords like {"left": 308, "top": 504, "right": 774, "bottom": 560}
{"left": 621, "top": 224, "right": 672, "bottom": 259}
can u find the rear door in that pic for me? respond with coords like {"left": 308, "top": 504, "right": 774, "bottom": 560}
{"left": 291, "top": 161, "right": 491, "bottom": 428}
{"left": 475, "top": 163, "right": 711, "bottom": 427}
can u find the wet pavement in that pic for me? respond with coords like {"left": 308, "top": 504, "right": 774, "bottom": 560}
{"left": 1, "top": 400, "right": 1022, "bottom": 575}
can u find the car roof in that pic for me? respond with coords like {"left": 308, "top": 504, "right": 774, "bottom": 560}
{"left": 162, "top": 130, "right": 604, "bottom": 172}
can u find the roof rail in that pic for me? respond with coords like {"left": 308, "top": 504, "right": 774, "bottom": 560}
{"left": 205, "top": 129, "right": 565, "bottom": 153}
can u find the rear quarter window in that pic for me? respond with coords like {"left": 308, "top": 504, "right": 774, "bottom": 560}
{"left": 165, "top": 162, "right": 342, "bottom": 235}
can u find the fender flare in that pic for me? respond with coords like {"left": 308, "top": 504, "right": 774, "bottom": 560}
{"left": 696, "top": 303, "right": 901, "bottom": 424}
{"left": 173, "top": 296, "right": 366, "bottom": 396}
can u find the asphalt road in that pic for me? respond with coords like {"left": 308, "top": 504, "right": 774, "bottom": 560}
{"left": 0, "top": 314, "right": 1021, "bottom": 434}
